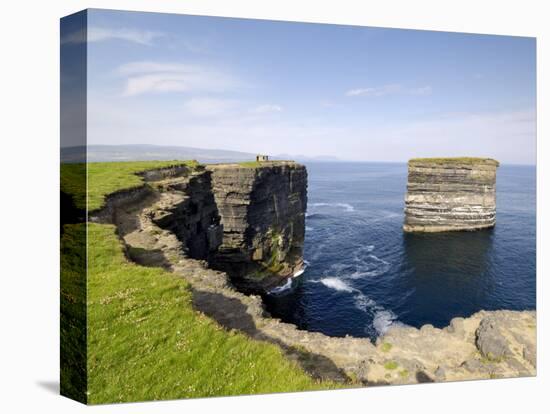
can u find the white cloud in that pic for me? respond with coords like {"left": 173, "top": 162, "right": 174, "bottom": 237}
{"left": 116, "top": 61, "right": 239, "bottom": 97}
{"left": 346, "top": 84, "right": 432, "bottom": 97}
{"left": 87, "top": 26, "right": 163, "bottom": 45}
{"left": 346, "top": 84, "right": 402, "bottom": 97}
{"left": 409, "top": 86, "right": 433, "bottom": 95}
{"left": 251, "top": 104, "right": 283, "bottom": 114}
{"left": 183, "top": 98, "right": 237, "bottom": 117}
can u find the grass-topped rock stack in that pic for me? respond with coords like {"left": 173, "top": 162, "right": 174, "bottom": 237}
{"left": 404, "top": 157, "right": 499, "bottom": 232}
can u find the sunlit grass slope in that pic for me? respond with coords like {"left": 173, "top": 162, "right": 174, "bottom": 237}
{"left": 86, "top": 223, "right": 334, "bottom": 404}
{"left": 60, "top": 223, "right": 87, "bottom": 403}
{"left": 61, "top": 160, "right": 198, "bottom": 211}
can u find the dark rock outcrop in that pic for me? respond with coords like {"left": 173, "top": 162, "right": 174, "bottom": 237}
{"left": 149, "top": 169, "right": 223, "bottom": 261}
{"left": 93, "top": 163, "right": 536, "bottom": 385}
{"left": 208, "top": 162, "right": 307, "bottom": 292}
{"left": 404, "top": 158, "right": 499, "bottom": 232}
{"left": 90, "top": 161, "right": 308, "bottom": 293}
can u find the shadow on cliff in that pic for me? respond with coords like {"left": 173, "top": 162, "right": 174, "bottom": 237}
{"left": 191, "top": 289, "right": 350, "bottom": 384}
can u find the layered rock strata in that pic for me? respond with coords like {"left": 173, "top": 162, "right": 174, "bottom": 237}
{"left": 148, "top": 168, "right": 223, "bottom": 261}
{"left": 95, "top": 168, "right": 535, "bottom": 385}
{"left": 208, "top": 162, "right": 307, "bottom": 292}
{"left": 404, "top": 158, "right": 499, "bottom": 232}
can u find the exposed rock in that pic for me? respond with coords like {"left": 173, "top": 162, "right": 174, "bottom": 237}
{"left": 93, "top": 163, "right": 535, "bottom": 386}
{"left": 403, "top": 158, "right": 499, "bottom": 232}
{"left": 434, "top": 365, "right": 446, "bottom": 380}
{"left": 148, "top": 169, "right": 223, "bottom": 261}
{"left": 523, "top": 342, "right": 536, "bottom": 367}
{"left": 208, "top": 162, "right": 307, "bottom": 292}
{"left": 476, "top": 315, "right": 513, "bottom": 360}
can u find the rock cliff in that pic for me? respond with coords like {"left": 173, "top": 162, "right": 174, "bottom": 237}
{"left": 91, "top": 161, "right": 307, "bottom": 292}
{"left": 404, "top": 158, "right": 499, "bottom": 232}
{"left": 208, "top": 162, "right": 307, "bottom": 292}
{"left": 91, "top": 162, "right": 535, "bottom": 386}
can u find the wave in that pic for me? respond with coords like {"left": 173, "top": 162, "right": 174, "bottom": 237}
{"left": 310, "top": 202, "right": 355, "bottom": 212}
{"left": 373, "top": 310, "right": 399, "bottom": 335}
{"left": 318, "top": 277, "right": 355, "bottom": 292}
{"left": 305, "top": 213, "right": 324, "bottom": 219}
{"left": 327, "top": 250, "right": 390, "bottom": 280}
{"left": 311, "top": 273, "right": 400, "bottom": 336}
{"left": 293, "top": 268, "right": 305, "bottom": 277}
{"left": 268, "top": 278, "right": 293, "bottom": 295}
{"left": 353, "top": 292, "right": 377, "bottom": 311}
{"left": 305, "top": 226, "right": 314, "bottom": 232}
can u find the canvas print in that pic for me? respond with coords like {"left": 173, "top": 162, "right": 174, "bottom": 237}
{"left": 60, "top": 9, "right": 536, "bottom": 405}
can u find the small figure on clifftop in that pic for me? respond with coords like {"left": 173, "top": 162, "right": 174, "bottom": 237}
{"left": 256, "top": 154, "right": 269, "bottom": 162}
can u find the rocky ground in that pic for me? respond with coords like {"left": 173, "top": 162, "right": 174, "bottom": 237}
{"left": 92, "top": 169, "right": 536, "bottom": 386}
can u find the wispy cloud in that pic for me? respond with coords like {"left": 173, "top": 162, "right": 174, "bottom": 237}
{"left": 116, "top": 61, "right": 240, "bottom": 97}
{"left": 62, "top": 26, "right": 164, "bottom": 45}
{"left": 346, "top": 84, "right": 432, "bottom": 97}
{"left": 88, "top": 26, "right": 163, "bottom": 45}
{"left": 183, "top": 98, "right": 238, "bottom": 117}
{"left": 409, "top": 86, "right": 433, "bottom": 95}
{"left": 346, "top": 84, "right": 402, "bottom": 97}
{"left": 251, "top": 104, "right": 283, "bottom": 114}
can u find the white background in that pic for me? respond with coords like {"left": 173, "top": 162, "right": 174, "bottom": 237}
{"left": 0, "top": 0, "right": 547, "bottom": 412}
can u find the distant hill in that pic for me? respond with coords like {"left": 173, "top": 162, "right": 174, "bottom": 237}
{"left": 61, "top": 144, "right": 342, "bottom": 164}
{"left": 62, "top": 144, "right": 257, "bottom": 164}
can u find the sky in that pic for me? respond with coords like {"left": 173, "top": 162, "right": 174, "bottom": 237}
{"left": 78, "top": 9, "right": 535, "bottom": 164}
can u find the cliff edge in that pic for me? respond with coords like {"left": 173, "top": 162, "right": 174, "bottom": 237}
{"left": 88, "top": 161, "right": 535, "bottom": 386}
{"left": 208, "top": 161, "right": 307, "bottom": 292}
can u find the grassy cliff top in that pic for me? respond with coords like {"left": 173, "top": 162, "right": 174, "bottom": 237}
{"left": 66, "top": 223, "right": 336, "bottom": 403}
{"left": 235, "top": 160, "right": 298, "bottom": 168}
{"left": 61, "top": 160, "right": 199, "bottom": 211}
{"left": 409, "top": 157, "right": 499, "bottom": 166}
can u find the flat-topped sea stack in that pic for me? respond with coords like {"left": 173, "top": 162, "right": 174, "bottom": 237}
{"left": 404, "top": 157, "right": 499, "bottom": 233}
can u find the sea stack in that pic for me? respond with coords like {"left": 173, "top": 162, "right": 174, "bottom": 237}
{"left": 404, "top": 157, "right": 499, "bottom": 232}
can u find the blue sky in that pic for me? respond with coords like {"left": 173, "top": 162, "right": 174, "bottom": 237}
{"left": 83, "top": 9, "right": 536, "bottom": 164}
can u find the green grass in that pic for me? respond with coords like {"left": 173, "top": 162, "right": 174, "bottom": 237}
{"left": 238, "top": 161, "right": 263, "bottom": 168}
{"left": 384, "top": 361, "right": 399, "bottom": 370}
{"left": 398, "top": 369, "right": 409, "bottom": 379}
{"left": 60, "top": 224, "right": 87, "bottom": 403}
{"left": 409, "top": 157, "right": 499, "bottom": 166}
{"left": 61, "top": 160, "right": 199, "bottom": 211}
{"left": 380, "top": 342, "right": 393, "bottom": 353}
{"left": 86, "top": 223, "right": 335, "bottom": 404}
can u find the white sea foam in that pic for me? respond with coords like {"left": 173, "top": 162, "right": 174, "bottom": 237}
{"left": 373, "top": 310, "right": 398, "bottom": 335}
{"left": 319, "top": 277, "right": 355, "bottom": 292}
{"left": 353, "top": 293, "right": 377, "bottom": 312}
{"left": 305, "top": 226, "right": 314, "bottom": 231}
{"left": 293, "top": 269, "right": 305, "bottom": 277}
{"left": 269, "top": 278, "right": 293, "bottom": 295}
{"left": 310, "top": 202, "right": 355, "bottom": 212}
{"left": 328, "top": 251, "right": 390, "bottom": 280}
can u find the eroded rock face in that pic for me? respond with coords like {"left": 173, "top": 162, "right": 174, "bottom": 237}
{"left": 404, "top": 158, "right": 499, "bottom": 232}
{"left": 148, "top": 169, "right": 223, "bottom": 261}
{"left": 208, "top": 162, "right": 307, "bottom": 291}
{"left": 96, "top": 164, "right": 536, "bottom": 386}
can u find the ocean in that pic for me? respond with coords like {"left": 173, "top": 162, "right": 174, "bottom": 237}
{"left": 264, "top": 162, "right": 536, "bottom": 340}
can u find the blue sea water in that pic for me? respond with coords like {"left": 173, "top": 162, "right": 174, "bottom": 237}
{"left": 264, "top": 162, "right": 536, "bottom": 339}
